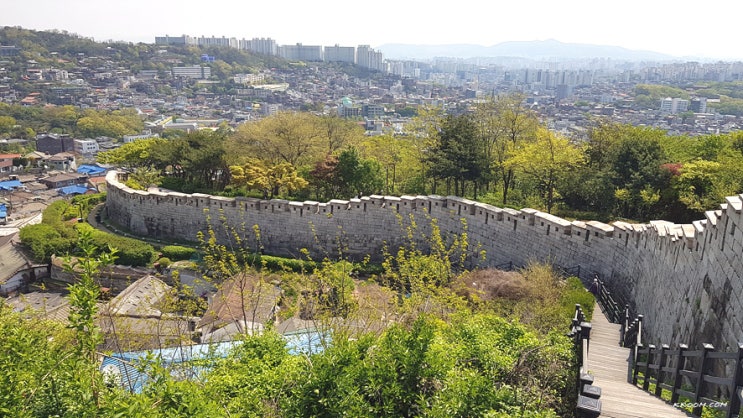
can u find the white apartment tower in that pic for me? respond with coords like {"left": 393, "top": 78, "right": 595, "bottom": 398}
{"left": 324, "top": 45, "right": 355, "bottom": 63}
{"left": 279, "top": 44, "right": 323, "bottom": 61}
{"left": 356, "top": 45, "right": 385, "bottom": 72}
{"left": 241, "top": 38, "right": 278, "bottom": 56}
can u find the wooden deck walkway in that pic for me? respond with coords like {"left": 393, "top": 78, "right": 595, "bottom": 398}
{"left": 588, "top": 303, "right": 690, "bottom": 418}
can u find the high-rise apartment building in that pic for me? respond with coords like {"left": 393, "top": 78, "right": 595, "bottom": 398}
{"left": 356, "top": 45, "right": 385, "bottom": 72}
{"left": 690, "top": 97, "right": 707, "bottom": 113}
{"left": 172, "top": 66, "right": 211, "bottom": 79}
{"left": 155, "top": 35, "right": 196, "bottom": 46}
{"left": 660, "top": 97, "right": 689, "bottom": 113}
{"left": 278, "top": 44, "right": 323, "bottom": 61}
{"left": 196, "top": 36, "right": 239, "bottom": 49}
{"left": 324, "top": 45, "right": 355, "bottom": 63}
{"left": 240, "top": 38, "right": 278, "bottom": 56}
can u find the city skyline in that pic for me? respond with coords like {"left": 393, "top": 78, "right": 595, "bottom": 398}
{"left": 3, "top": 0, "right": 743, "bottom": 61}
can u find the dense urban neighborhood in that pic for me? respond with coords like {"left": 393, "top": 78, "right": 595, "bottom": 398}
{"left": 3, "top": 25, "right": 743, "bottom": 417}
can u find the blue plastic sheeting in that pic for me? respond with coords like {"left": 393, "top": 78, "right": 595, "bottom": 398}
{"left": 77, "top": 164, "right": 107, "bottom": 176}
{"left": 0, "top": 203, "right": 6, "bottom": 218}
{"left": 0, "top": 179, "right": 21, "bottom": 191}
{"left": 100, "top": 341, "right": 240, "bottom": 394}
{"left": 59, "top": 185, "right": 89, "bottom": 195}
{"left": 285, "top": 331, "right": 327, "bottom": 356}
{"left": 100, "top": 332, "right": 327, "bottom": 393}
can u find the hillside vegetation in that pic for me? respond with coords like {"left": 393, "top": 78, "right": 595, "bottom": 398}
{"left": 4, "top": 214, "right": 594, "bottom": 417}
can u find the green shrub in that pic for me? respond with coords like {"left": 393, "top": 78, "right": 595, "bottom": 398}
{"left": 41, "top": 200, "right": 69, "bottom": 224}
{"left": 247, "top": 254, "right": 316, "bottom": 273}
{"left": 19, "top": 202, "right": 82, "bottom": 262}
{"left": 561, "top": 276, "right": 595, "bottom": 321}
{"left": 19, "top": 223, "right": 77, "bottom": 262}
{"left": 75, "top": 223, "right": 155, "bottom": 267}
{"left": 160, "top": 245, "right": 197, "bottom": 261}
{"left": 156, "top": 257, "right": 172, "bottom": 268}
{"left": 91, "top": 232, "right": 154, "bottom": 266}
{"left": 72, "top": 193, "right": 106, "bottom": 213}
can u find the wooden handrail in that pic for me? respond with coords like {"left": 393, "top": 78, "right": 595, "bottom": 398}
{"left": 626, "top": 338, "right": 742, "bottom": 417}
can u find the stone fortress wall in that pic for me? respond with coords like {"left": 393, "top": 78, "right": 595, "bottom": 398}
{"left": 105, "top": 171, "right": 743, "bottom": 353}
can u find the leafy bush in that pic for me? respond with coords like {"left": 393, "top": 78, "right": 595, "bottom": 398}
{"left": 76, "top": 223, "right": 155, "bottom": 267}
{"left": 561, "top": 276, "right": 595, "bottom": 320}
{"left": 72, "top": 192, "right": 106, "bottom": 207}
{"left": 19, "top": 223, "right": 77, "bottom": 262}
{"left": 247, "top": 253, "right": 316, "bottom": 273}
{"left": 91, "top": 232, "right": 154, "bottom": 266}
{"left": 41, "top": 200, "right": 70, "bottom": 224}
{"left": 20, "top": 201, "right": 80, "bottom": 261}
{"left": 156, "top": 257, "right": 172, "bottom": 269}
{"left": 160, "top": 245, "right": 197, "bottom": 261}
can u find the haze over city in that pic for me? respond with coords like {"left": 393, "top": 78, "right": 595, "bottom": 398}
{"left": 3, "top": 0, "right": 743, "bottom": 61}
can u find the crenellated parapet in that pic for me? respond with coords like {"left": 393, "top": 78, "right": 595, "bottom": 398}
{"left": 105, "top": 171, "right": 743, "bottom": 352}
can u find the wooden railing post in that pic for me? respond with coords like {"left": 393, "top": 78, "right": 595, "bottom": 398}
{"left": 725, "top": 343, "right": 743, "bottom": 418}
{"left": 633, "top": 343, "right": 643, "bottom": 385}
{"left": 643, "top": 344, "right": 656, "bottom": 391}
{"left": 692, "top": 343, "right": 714, "bottom": 416}
{"left": 620, "top": 304, "right": 629, "bottom": 344}
{"left": 637, "top": 315, "right": 643, "bottom": 347}
{"left": 670, "top": 344, "right": 687, "bottom": 404}
{"left": 623, "top": 318, "right": 636, "bottom": 348}
{"left": 581, "top": 321, "right": 592, "bottom": 372}
{"left": 655, "top": 344, "right": 669, "bottom": 397}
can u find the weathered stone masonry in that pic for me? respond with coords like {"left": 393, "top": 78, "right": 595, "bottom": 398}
{"left": 106, "top": 171, "right": 743, "bottom": 352}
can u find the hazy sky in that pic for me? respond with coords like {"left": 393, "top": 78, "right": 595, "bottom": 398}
{"left": 3, "top": 0, "right": 742, "bottom": 60}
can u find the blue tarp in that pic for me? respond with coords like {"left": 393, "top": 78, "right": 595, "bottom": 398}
{"left": 0, "top": 203, "right": 6, "bottom": 218}
{"left": 0, "top": 179, "right": 22, "bottom": 191}
{"left": 59, "top": 185, "right": 89, "bottom": 195}
{"left": 77, "top": 164, "right": 107, "bottom": 176}
{"left": 100, "top": 332, "right": 327, "bottom": 393}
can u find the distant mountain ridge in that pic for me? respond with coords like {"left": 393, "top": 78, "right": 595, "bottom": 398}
{"left": 378, "top": 39, "right": 677, "bottom": 61}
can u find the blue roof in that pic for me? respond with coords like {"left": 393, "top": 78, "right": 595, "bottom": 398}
{"left": 77, "top": 164, "right": 107, "bottom": 176}
{"left": 59, "top": 185, "right": 89, "bottom": 195}
{"left": 100, "top": 332, "right": 327, "bottom": 393}
{"left": 0, "top": 179, "right": 21, "bottom": 191}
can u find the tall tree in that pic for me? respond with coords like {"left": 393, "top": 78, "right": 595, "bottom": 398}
{"left": 230, "top": 159, "right": 308, "bottom": 198}
{"left": 318, "top": 114, "right": 365, "bottom": 154}
{"left": 426, "top": 114, "right": 489, "bottom": 198}
{"left": 475, "top": 94, "right": 539, "bottom": 205}
{"left": 506, "top": 128, "right": 584, "bottom": 213}
{"left": 151, "top": 130, "right": 229, "bottom": 191}
{"left": 335, "top": 147, "right": 383, "bottom": 198}
{"left": 97, "top": 137, "right": 164, "bottom": 170}
{"left": 230, "top": 112, "right": 325, "bottom": 166}
{"left": 408, "top": 105, "right": 444, "bottom": 193}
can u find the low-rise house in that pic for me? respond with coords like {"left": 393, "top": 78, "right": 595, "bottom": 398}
{"left": 0, "top": 237, "right": 47, "bottom": 296}
{"left": 87, "top": 176, "right": 108, "bottom": 193}
{"left": 23, "top": 151, "right": 49, "bottom": 168}
{"left": 0, "top": 179, "right": 22, "bottom": 191}
{"left": 98, "top": 275, "right": 196, "bottom": 351}
{"left": 198, "top": 273, "right": 281, "bottom": 343}
{"left": 58, "top": 185, "right": 92, "bottom": 196}
{"left": 0, "top": 153, "right": 20, "bottom": 175}
{"left": 77, "top": 164, "right": 107, "bottom": 177}
{"left": 5, "top": 291, "right": 70, "bottom": 322}
{"left": 44, "top": 152, "right": 76, "bottom": 171}
{"left": 39, "top": 172, "right": 88, "bottom": 189}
